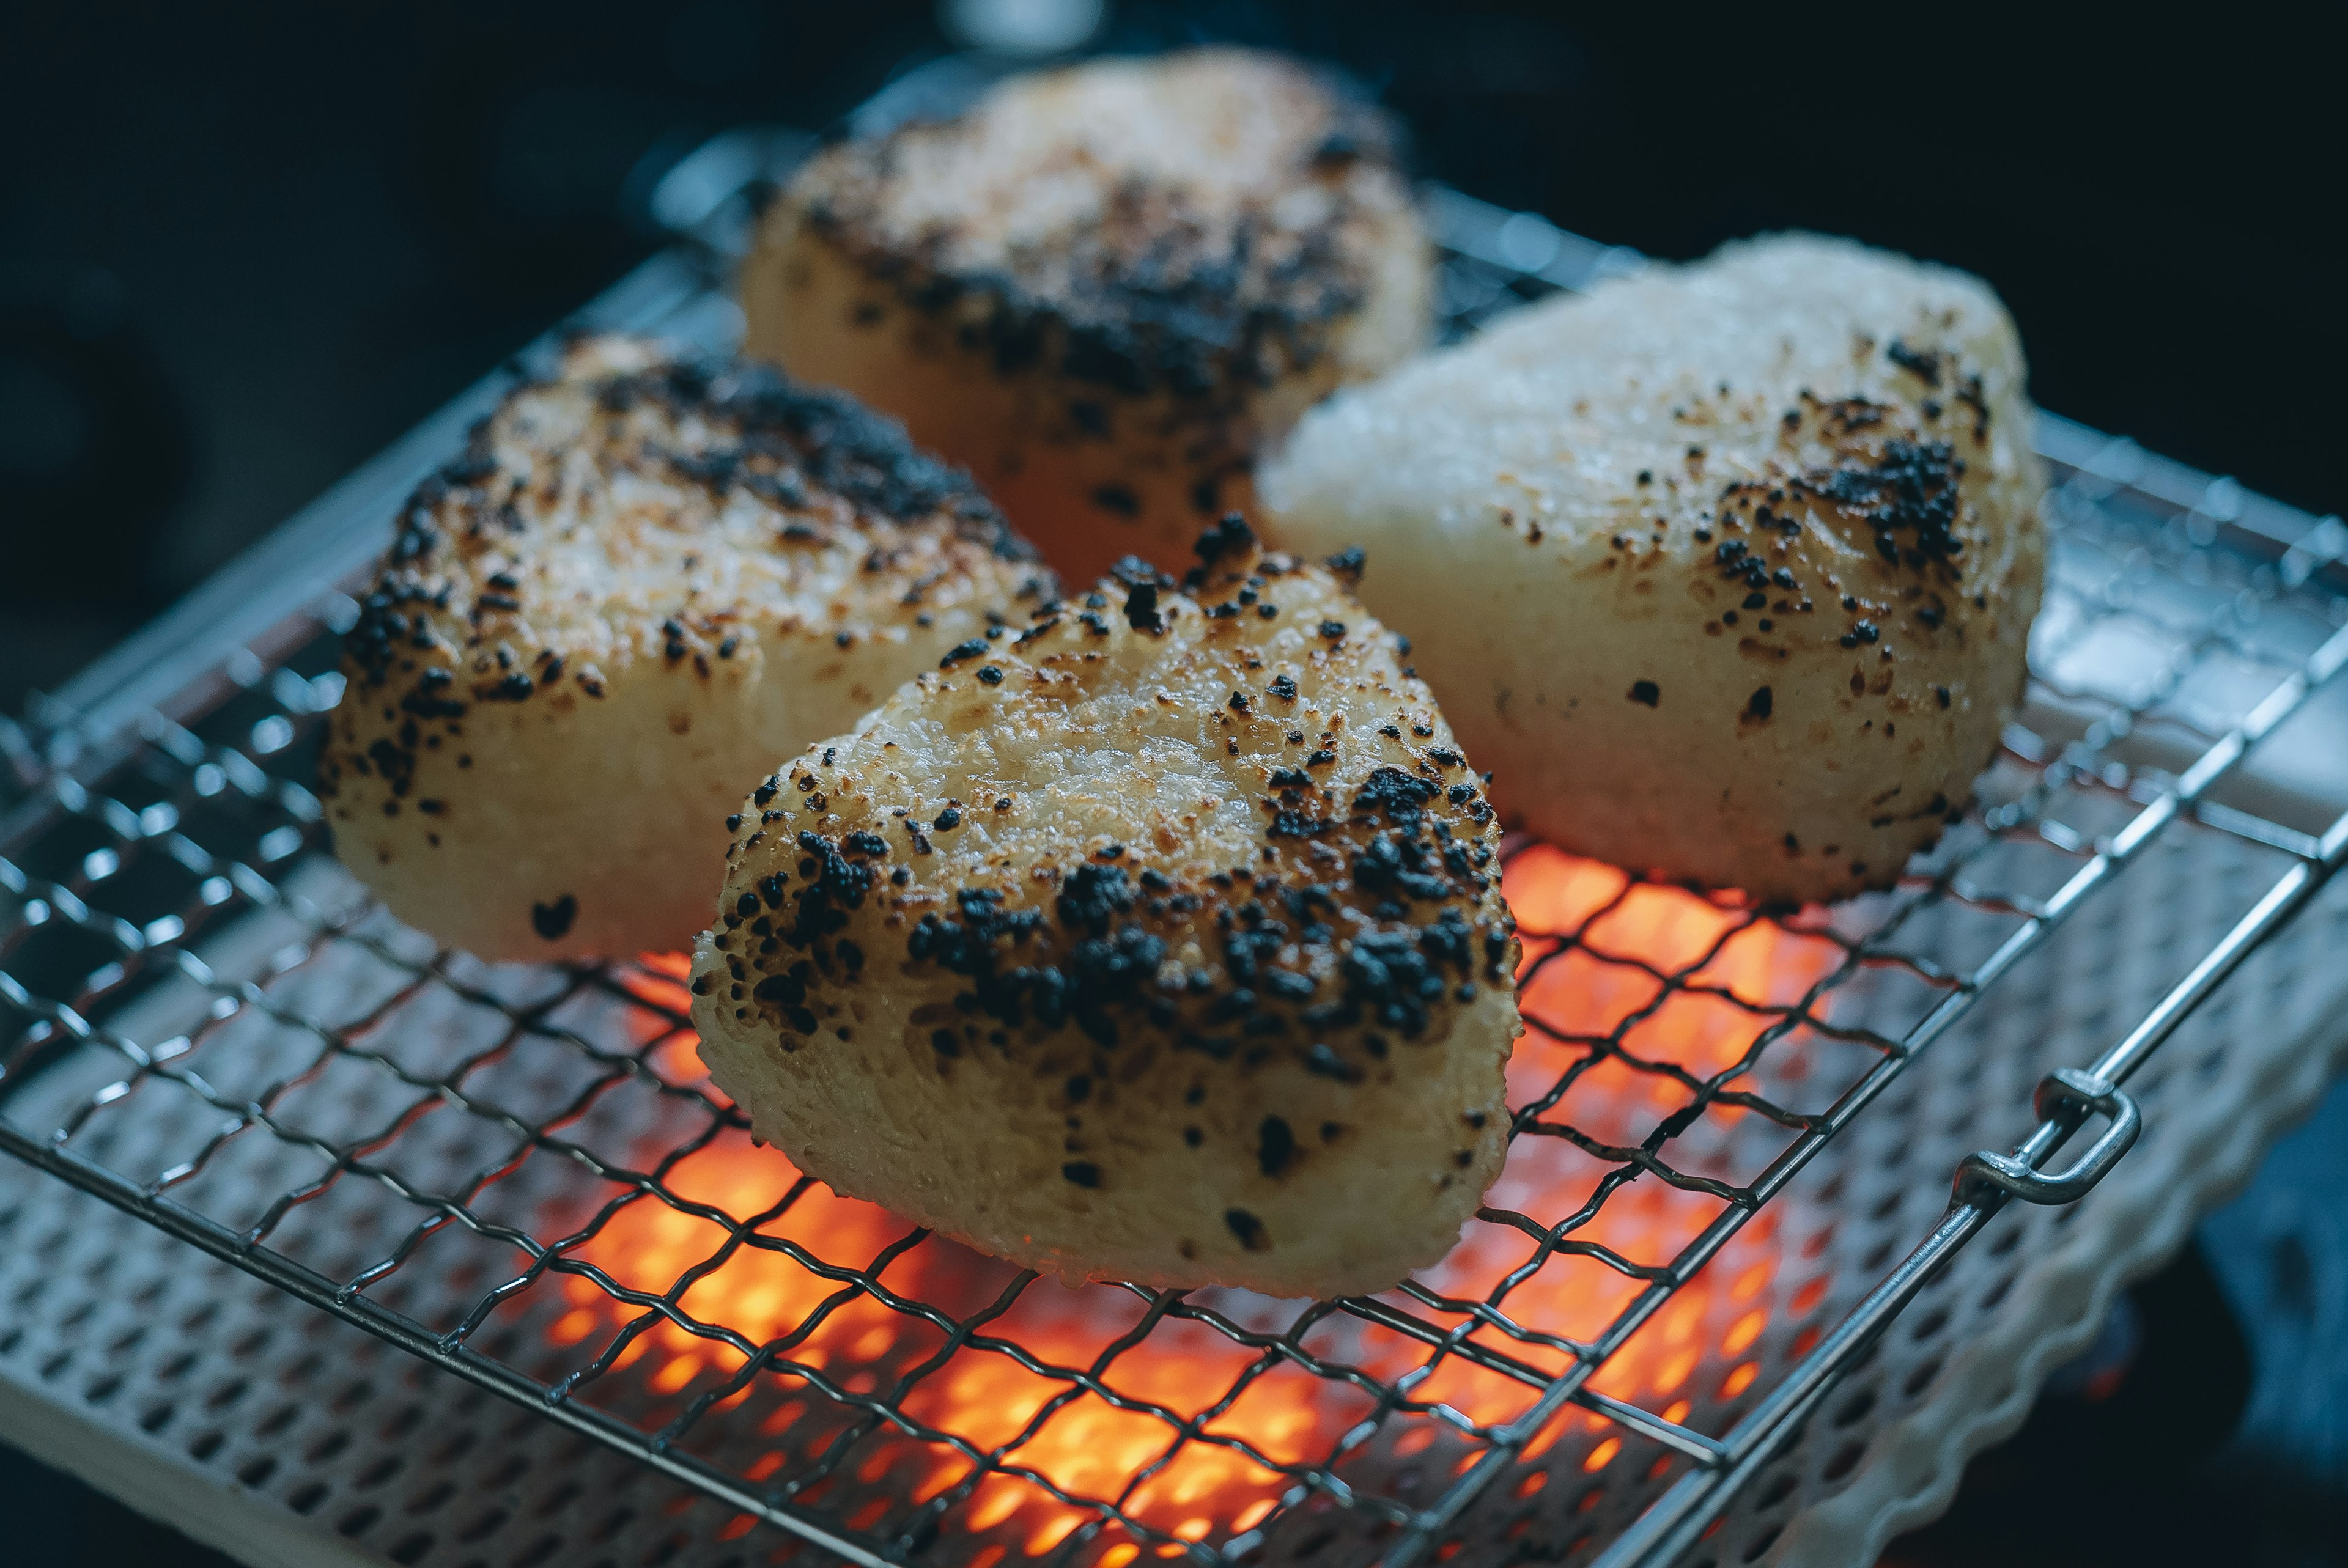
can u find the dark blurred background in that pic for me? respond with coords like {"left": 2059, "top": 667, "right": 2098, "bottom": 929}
{"left": 5, "top": 2, "right": 2342, "bottom": 717}
{"left": 2, "top": 2, "right": 2344, "bottom": 1563}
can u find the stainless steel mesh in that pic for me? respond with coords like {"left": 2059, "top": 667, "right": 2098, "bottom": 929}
{"left": 1, "top": 157, "right": 2344, "bottom": 1568}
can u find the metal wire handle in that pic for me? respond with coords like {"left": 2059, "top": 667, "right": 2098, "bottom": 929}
{"left": 1596, "top": 808, "right": 2348, "bottom": 1568}
{"left": 1955, "top": 1067, "right": 2143, "bottom": 1207}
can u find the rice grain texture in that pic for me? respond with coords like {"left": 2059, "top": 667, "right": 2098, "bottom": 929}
{"left": 1261, "top": 235, "right": 2045, "bottom": 904}
{"left": 690, "top": 521, "right": 1519, "bottom": 1297}
{"left": 745, "top": 49, "right": 1431, "bottom": 585}
{"left": 324, "top": 336, "right": 1052, "bottom": 959}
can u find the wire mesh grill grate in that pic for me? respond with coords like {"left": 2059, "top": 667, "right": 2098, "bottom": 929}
{"left": 2, "top": 177, "right": 2345, "bottom": 1568}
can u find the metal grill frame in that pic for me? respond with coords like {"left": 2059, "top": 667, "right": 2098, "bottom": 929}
{"left": 3, "top": 137, "right": 2346, "bottom": 1568}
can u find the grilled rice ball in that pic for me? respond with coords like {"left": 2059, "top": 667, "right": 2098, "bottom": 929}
{"left": 742, "top": 48, "right": 1432, "bottom": 587}
{"left": 323, "top": 335, "right": 1052, "bottom": 962}
{"left": 1260, "top": 235, "right": 2046, "bottom": 905}
{"left": 690, "top": 518, "right": 1519, "bottom": 1298}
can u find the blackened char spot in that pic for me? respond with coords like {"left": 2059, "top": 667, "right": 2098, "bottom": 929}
{"left": 768, "top": 830, "right": 877, "bottom": 949}
{"left": 666, "top": 446, "right": 741, "bottom": 494}
{"left": 1258, "top": 1116, "right": 1296, "bottom": 1177}
{"left": 900, "top": 866, "right": 1175, "bottom": 1048}
{"left": 1816, "top": 440, "right": 1963, "bottom": 572}
{"left": 1353, "top": 767, "right": 1438, "bottom": 830}
{"left": 1341, "top": 910, "right": 1480, "bottom": 1037}
{"left": 754, "top": 971, "right": 806, "bottom": 1006}
{"left": 1954, "top": 373, "right": 1992, "bottom": 440}
{"left": 1057, "top": 864, "right": 1134, "bottom": 932}
{"left": 531, "top": 895, "right": 577, "bottom": 940}
{"left": 1303, "top": 1042, "right": 1361, "bottom": 1083}
{"left": 366, "top": 738, "right": 415, "bottom": 797}
{"left": 1266, "top": 808, "right": 1334, "bottom": 839}
{"left": 1110, "top": 556, "right": 1173, "bottom": 633}
{"left": 1351, "top": 829, "right": 1456, "bottom": 903}
{"left": 1186, "top": 512, "right": 1257, "bottom": 589}
{"left": 1886, "top": 339, "right": 1943, "bottom": 387}
{"left": 1225, "top": 1208, "right": 1270, "bottom": 1251}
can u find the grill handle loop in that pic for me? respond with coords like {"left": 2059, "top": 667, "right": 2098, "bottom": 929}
{"left": 1954, "top": 1068, "right": 2143, "bottom": 1207}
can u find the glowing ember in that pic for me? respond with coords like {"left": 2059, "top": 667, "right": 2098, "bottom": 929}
{"left": 552, "top": 853, "right": 1842, "bottom": 1558}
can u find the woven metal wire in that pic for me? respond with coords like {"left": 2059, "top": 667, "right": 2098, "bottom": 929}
{"left": 2, "top": 173, "right": 2344, "bottom": 1568}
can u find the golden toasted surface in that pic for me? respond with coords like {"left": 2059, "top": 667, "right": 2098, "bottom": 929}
{"left": 1262, "top": 235, "right": 2046, "bottom": 904}
{"left": 745, "top": 48, "right": 1431, "bottom": 584}
{"left": 323, "top": 335, "right": 1052, "bottom": 960}
{"left": 690, "top": 520, "right": 1519, "bottom": 1297}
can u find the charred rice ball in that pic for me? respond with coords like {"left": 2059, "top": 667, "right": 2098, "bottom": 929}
{"left": 690, "top": 518, "right": 1518, "bottom": 1298}
{"left": 1262, "top": 235, "right": 2045, "bottom": 905}
{"left": 744, "top": 48, "right": 1431, "bottom": 586}
{"left": 324, "top": 335, "right": 1052, "bottom": 960}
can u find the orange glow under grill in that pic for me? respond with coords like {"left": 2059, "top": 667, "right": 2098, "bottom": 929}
{"left": 553, "top": 850, "right": 1843, "bottom": 1559}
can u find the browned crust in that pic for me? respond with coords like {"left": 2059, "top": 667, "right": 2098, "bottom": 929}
{"left": 783, "top": 53, "right": 1410, "bottom": 410}
{"left": 320, "top": 336, "right": 1055, "bottom": 955}
{"left": 690, "top": 520, "right": 1521, "bottom": 1290}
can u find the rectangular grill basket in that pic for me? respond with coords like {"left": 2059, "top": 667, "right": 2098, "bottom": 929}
{"left": 3, "top": 119, "right": 2346, "bottom": 1568}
